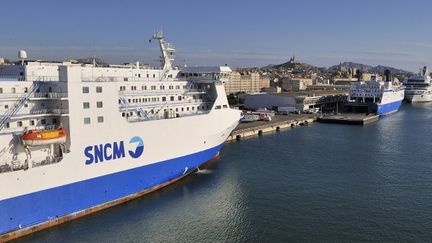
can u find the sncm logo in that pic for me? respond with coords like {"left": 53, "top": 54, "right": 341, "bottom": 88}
{"left": 84, "top": 136, "right": 144, "bottom": 165}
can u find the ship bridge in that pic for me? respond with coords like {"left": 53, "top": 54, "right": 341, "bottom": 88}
{"left": 180, "top": 66, "right": 232, "bottom": 83}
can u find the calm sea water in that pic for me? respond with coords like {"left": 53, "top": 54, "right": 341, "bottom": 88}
{"left": 18, "top": 104, "right": 432, "bottom": 242}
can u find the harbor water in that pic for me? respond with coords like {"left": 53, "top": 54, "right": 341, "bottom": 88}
{"left": 18, "top": 104, "right": 432, "bottom": 242}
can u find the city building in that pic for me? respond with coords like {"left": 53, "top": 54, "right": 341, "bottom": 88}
{"left": 224, "top": 71, "right": 261, "bottom": 94}
{"left": 281, "top": 78, "right": 313, "bottom": 91}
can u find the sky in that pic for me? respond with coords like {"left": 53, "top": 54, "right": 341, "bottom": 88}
{"left": 1, "top": 0, "right": 432, "bottom": 71}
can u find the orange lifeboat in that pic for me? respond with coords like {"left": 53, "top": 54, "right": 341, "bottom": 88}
{"left": 22, "top": 128, "right": 67, "bottom": 146}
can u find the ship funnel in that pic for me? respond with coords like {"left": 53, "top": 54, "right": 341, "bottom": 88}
{"left": 384, "top": 69, "right": 391, "bottom": 82}
{"left": 423, "top": 66, "right": 427, "bottom": 76}
{"left": 356, "top": 70, "right": 362, "bottom": 81}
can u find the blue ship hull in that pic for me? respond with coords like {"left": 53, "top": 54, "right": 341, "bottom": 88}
{"left": 377, "top": 100, "right": 402, "bottom": 115}
{"left": 0, "top": 144, "right": 223, "bottom": 236}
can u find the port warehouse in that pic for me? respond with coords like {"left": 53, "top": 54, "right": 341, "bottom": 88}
{"left": 244, "top": 86, "right": 349, "bottom": 113}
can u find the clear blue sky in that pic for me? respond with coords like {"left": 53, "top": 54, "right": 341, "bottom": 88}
{"left": 1, "top": 0, "right": 432, "bottom": 71}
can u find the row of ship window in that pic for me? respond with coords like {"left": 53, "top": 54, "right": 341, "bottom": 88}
{"left": 132, "top": 73, "right": 172, "bottom": 79}
{"left": 4, "top": 118, "right": 58, "bottom": 129}
{"left": 123, "top": 96, "right": 184, "bottom": 104}
{"left": 0, "top": 87, "right": 61, "bottom": 94}
{"left": 83, "top": 101, "right": 103, "bottom": 109}
{"left": 2, "top": 103, "right": 29, "bottom": 109}
{"left": 82, "top": 86, "right": 103, "bottom": 94}
{"left": 84, "top": 116, "right": 104, "bottom": 125}
{"left": 0, "top": 87, "right": 29, "bottom": 94}
{"left": 119, "top": 85, "right": 187, "bottom": 91}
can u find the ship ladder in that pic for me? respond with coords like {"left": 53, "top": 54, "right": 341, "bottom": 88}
{"left": 0, "top": 82, "right": 40, "bottom": 131}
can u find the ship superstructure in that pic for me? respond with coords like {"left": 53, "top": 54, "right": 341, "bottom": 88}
{"left": 346, "top": 70, "right": 405, "bottom": 115}
{"left": 403, "top": 66, "right": 432, "bottom": 103}
{"left": 0, "top": 32, "right": 241, "bottom": 240}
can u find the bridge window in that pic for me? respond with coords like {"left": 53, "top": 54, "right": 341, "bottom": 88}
{"left": 176, "top": 85, "right": 180, "bottom": 89}
{"left": 83, "top": 102, "right": 90, "bottom": 109}
{"left": 82, "top": 87, "right": 89, "bottom": 94}
{"left": 142, "top": 86, "right": 147, "bottom": 90}
{"left": 162, "top": 97, "right": 166, "bottom": 102}
{"left": 84, "top": 117, "right": 91, "bottom": 125}
{"left": 41, "top": 119, "right": 46, "bottom": 125}
{"left": 97, "top": 116, "right": 104, "bottom": 123}
{"left": 5, "top": 122, "right": 9, "bottom": 128}
{"left": 30, "top": 120, "right": 35, "bottom": 126}
{"left": 5, "top": 104, "right": 9, "bottom": 109}
{"left": 160, "top": 85, "right": 165, "bottom": 90}
{"left": 170, "top": 96, "right": 174, "bottom": 101}
{"left": 17, "top": 121, "right": 23, "bottom": 127}
{"left": 153, "top": 74, "right": 156, "bottom": 78}
{"left": 215, "top": 105, "right": 221, "bottom": 109}
{"left": 178, "top": 96, "right": 182, "bottom": 101}
{"left": 151, "top": 86, "right": 156, "bottom": 90}
{"left": 96, "top": 86, "right": 102, "bottom": 93}
{"left": 11, "top": 87, "right": 16, "bottom": 93}
{"left": 146, "top": 74, "right": 149, "bottom": 78}
{"left": 0, "top": 88, "right": 2, "bottom": 93}
{"left": 97, "top": 101, "right": 103, "bottom": 108}
{"left": 223, "top": 105, "right": 228, "bottom": 108}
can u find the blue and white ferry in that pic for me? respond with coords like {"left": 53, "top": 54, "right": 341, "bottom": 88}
{"left": 347, "top": 72, "right": 405, "bottom": 115}
{"left": 0, "top": 32, "right": 241, "bottom": 241}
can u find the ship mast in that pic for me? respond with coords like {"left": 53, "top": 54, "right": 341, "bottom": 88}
{"left": 151, "top": 31, "right": 176, "bottom": 72}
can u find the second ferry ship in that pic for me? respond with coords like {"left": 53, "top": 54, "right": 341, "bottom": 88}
{"left": 0, "top": 32, "right": 241, "bottom": 241}
{"left": 346, "top": 70, "right": 405, "bottom": 115}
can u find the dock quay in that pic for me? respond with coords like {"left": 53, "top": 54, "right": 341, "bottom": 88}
{"left": 227, "top": 114, "right": 316, "bottom": 142}
{"left": 317, "top": 113, "right": 379, "bottom": 125}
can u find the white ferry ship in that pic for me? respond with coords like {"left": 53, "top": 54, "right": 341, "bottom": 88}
{"left": 0, "top": 32, "right": 241, "bottom": 241}
{"left": 403, "top": 66, "right": 432, "bottom": 102}
{"left": 346, "top": 71, "right": 405, "bottom": 115}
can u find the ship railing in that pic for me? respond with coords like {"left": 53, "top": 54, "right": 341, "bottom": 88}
{"left": 0, "top": 76, "right": 25, "bottom": 81}
{"left": 119, "top": 89, "right": 182, "bottom": 96}
{"left": 119, "top": 100, "right": 208, "bottom": 110}
{"left": 28, "top": 108, "right": 69, "bottom": 115}
{"left": 126, "top": 110, "right": 209, "bottom": 123}
{"left": 82, "top": 76, "right": 178, "bottom": 82}
{"left": 32, "top": 92, "right": 68, "bottom": 99}
{"left": 31, "top": 76, "right": 59, "bottom": 82}
{"left": 4, "top": 108, "right": 69, "bottom": 118}
{"left": 0, "top": 93, "right": 24, "bottom": 99}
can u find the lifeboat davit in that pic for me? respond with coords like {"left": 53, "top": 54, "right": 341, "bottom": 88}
{"left": 22, "top": 128, "right": 67, "bottom": 146}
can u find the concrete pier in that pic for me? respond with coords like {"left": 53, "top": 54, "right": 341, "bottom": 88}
{"left": 317, "top": 113, "right": 379, "bottom": 125}
{"left": 227, "top": 114, "right": 316, "bottom": 142}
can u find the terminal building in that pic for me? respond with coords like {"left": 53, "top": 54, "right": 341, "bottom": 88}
{"left": 244, "top": 88, "right": 349, "bottom": 113}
